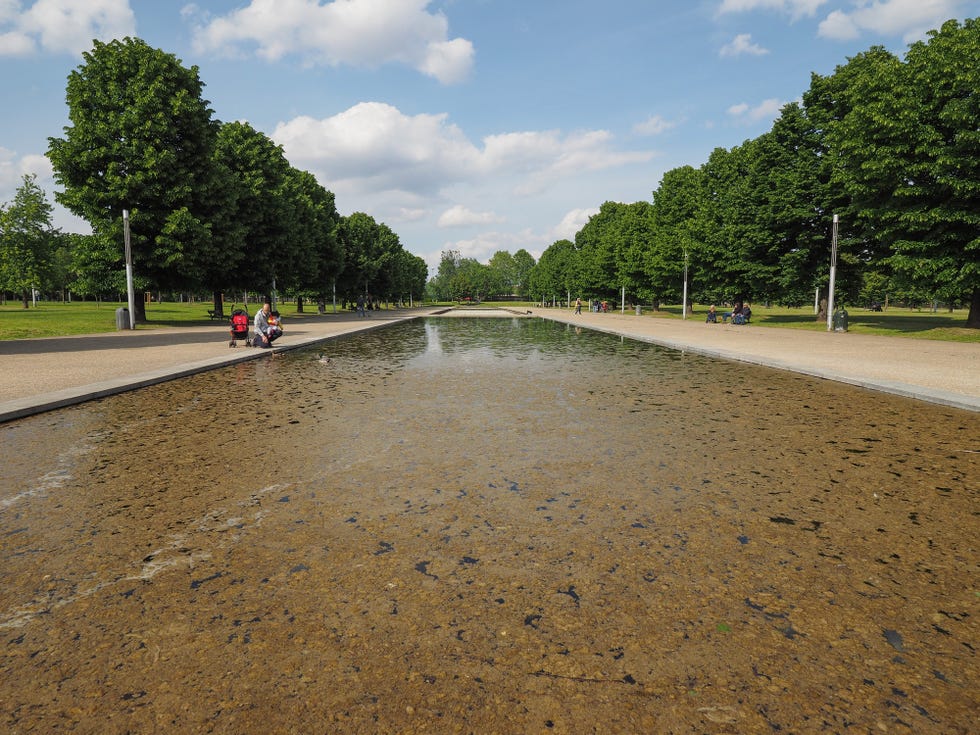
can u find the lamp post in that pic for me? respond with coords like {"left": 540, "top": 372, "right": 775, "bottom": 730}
{"left": 827, "top": 214, "right": 838, "bottom": 332}
{"left": 123, "top": 209, "right": 135, "bottom": 329}
{"left": 682, "top": 250, "right": 689, "bottom": 320}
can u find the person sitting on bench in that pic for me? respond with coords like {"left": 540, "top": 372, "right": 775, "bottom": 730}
{"left": 706, "top": 305, "right": 718, "bottom": 323}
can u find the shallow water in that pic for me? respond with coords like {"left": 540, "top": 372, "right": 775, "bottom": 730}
{"left": 1, "top": 317, "right": 977, "bottom": 733}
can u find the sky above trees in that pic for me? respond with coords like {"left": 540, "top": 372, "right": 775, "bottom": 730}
{"left": 2, "top": 0, "right": 977, "bottom": 274}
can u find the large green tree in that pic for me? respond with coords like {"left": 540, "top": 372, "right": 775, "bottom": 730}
{"left": 281, "top": 167, "right": 342, "bottom": 310}
{"left": 0, "top": 174, "right": 56, "bottom": 307}
{"left": 528, "top": 239, "right": 578, "bottom": 303}
{"left": 649, "top": 165, "right": 701, "bottom": 306}
{"left": 47, "top": 37, "right": 221, "bottom": 321}
{"left": 889, "top": 20, "right": 978, "bottom": 324}
{"left": 336, "top": 212, "right": 384, "bottom": 301}
{"left": 512, "top": 248, "right": 536, "bottom": 296}
{"left": 214, "top": 121, "right": 295, "bottom": 302}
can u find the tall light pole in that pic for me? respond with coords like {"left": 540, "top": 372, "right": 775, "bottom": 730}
{"left": 123, "top": 209, "right": 135, "bottom": 329}
{"left": 827, "top": 214, "right": 838, "bottom": 331}
{"left": 682, "top": 250, "right": 689, "bottom": 320}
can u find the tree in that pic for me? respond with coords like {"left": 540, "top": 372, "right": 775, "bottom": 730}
{"left": 649, "top": 165, "right": 703, "bottom": 306}
{"left": 575, "top": 202, "right": 626, "bottom": 299}
{"left": 892, "top": 20, "right": 980, "bottom": 326}
{"left": 528, "top": 239, "right": 578, "bottom": 303}
{"left": 487, "top": 250, "right": 517, "bottom": 297}
{"left": 336, "top": 212, "right": 384, "bottom": 301}
{"left": 47, "top": 37, "right": 221, "bottom": 321}
{"left": 512, "top": 249, "right": 536, "bottom": 296}
{"left": 215, "top": 121, "right": 294, "bottom": 301}
{"left": 429, "top": 249, "right": 461, "bottom": 301}
{"left": 281, "top": 167, "right": 341, "bottom": 310}
{"left": 64, "top": 232, "right": 123, "bottom": 299}
{"left": 0, "top": 174, "right": 56, "bottom": 307}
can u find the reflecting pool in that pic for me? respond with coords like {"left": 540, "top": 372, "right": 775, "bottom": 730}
{"left": 1, "top": 317, "right": 977, "bottom": 733}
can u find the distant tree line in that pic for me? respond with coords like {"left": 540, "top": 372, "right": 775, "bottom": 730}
{"left": 0, "top": 37, "right": 427, "bottom": 319}
{"left": 526, "top": 19, "right": 979, "bottom": 326}
{"left": 426, "top": 249, "right": 537, "bottom": 301}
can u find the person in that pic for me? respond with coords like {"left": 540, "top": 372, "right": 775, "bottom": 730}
{"left": 706, "top": 305, "right": 718, "bottom": 323}
{"left": 267, "top": 310, "right": 283, "bottom": 341}
{"left": 252, "top": 302, "right": 278, "bottom": 347}
{"left": 732, "top": 302, "right": 752, "bottom": 325}
{"left": 356, "top": 294, "right": 366, "bottom": 317}
{"left": 723, "top": 301, "right": 742, "bottom": 323}
{"left": 574, "top": 297, "right": 582, "bottom": 315}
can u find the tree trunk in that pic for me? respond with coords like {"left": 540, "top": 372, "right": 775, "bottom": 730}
{"left": 21, "top": 290, "right": 29, "bottom": 308}
{"left": 297, "top": 296, "right": 304, "bottom": 313}
{"left": 212, "top": 290, "right": 224, "bottom": 319}
{"left": 966, "top": 287, "right": 980, "bottom": 329}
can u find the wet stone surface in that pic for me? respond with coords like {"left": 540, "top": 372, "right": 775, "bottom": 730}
{"left": 1, "top": 317, "right": 977, "bottom": 733}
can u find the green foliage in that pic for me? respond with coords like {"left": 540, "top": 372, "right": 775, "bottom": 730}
{"left": 0, "top": 174, "right": 56, "bottom": 307}
{"left": 528, "top": 239, "right": 578, "bottom": 301}
{"left": 47, "top": 37, "right": 220, "bottom": 302}
{"left": 512, "top": 249, "right": 536, "bottom": 296}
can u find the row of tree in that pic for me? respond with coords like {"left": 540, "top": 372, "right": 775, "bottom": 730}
{"left": 525, "top": 18, "right": 979, "bottom": 326}
{"left": 427, "top": 249, "right": 537, "bottom": 301}
{"left": 1, "top": 37, "right": 428, "bottom": 319}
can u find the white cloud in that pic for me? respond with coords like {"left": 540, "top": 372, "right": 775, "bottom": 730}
{"left": 437, "top": 205, "right": 503, "bottom": 228}
{"left": 817, "top": 0, "right": 966, "bottom": 43}
{"left": 272, "top": 101, "right": 656, "bottom": 206}
{"left": 190, "top": 0, "right": 474, "bottom": 84}
{"left": 0, "top": 0, "right": 135, "bottom": 56}
{"left": 718, "top": 0, "right": 827, "bottom": 19}
{"left": 817, "top": 9, "right": 859, "bottom": 40}
{"left": 0, "top": 148, "right": 89, "bottom": 233}
{"left": 0, "top": 147, "right": 51, "bottom": 195}
{"left": 273, "top": 102, "right": 656, "bottom": 271}
{"left": 632, "top": 114, "right": 677, "bottom": 136}
{"left": 727, "top": 97, "right": 784, "bottom": 123}
{"left": 551, "top": 208, "right": 598, "bottom": 241}
{"left": 720, "top": 33, "right": 770, "bottom": 57}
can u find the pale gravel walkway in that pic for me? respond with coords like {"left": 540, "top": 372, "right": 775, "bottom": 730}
{"left": 0, "top": 306, "right": 977, "bottom": 423}
{"left": 535, "top": 309, "right": 979, "bottom": 412}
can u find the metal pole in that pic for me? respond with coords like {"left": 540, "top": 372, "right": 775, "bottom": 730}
{"left": 123, "top": 209, "right": 135, "bottom": 329}
{"left": 827, "top": 214, "right": 838, "bottom": 331}
{"left": 682, "top": 250, "right": 689, "bottom": 320}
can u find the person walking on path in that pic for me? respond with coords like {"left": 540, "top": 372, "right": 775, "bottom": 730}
{"left": 574, "top": 297, "right": 582, "bottom": 315}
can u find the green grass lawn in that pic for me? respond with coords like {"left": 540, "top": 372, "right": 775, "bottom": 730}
{"left": 645, "top": 303, "right": 980, "bottom": 342}
{"left": 0, "top": 300, "right": 358, "bottom": 341}
{"left": 1, "top": 299, "right": 977, "bottom": 342}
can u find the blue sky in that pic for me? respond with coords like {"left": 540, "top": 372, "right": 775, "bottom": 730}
{"left": 2, "top": 0, "right": 978, "bottom": 274}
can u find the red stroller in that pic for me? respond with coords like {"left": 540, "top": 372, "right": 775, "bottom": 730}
{"left": 229, "top": 309, "right": 250, "bottom": 347}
